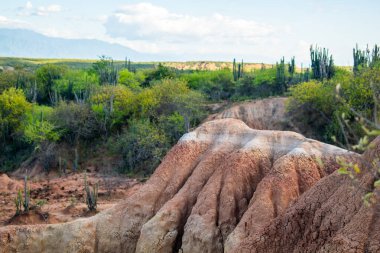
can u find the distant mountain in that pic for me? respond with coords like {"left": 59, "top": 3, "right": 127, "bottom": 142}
{"left": 0, "top": 28, "right": 142, "bottom": 60}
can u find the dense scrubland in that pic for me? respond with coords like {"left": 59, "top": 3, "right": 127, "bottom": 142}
{"left": 0, "top": 44, "right": 379, "bottom": 176}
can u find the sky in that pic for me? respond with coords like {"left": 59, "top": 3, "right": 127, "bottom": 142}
{"left": 0, "top": 0, "right": 379, "bottom": 65}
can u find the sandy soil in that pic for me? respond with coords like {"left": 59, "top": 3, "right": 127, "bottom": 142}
{"left": 0, "top": 172, "right": 140, "bottom": 226}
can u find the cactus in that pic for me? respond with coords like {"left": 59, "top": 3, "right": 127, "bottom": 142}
{"left": 288, "top": 57, "right": 295, "bottom": 75}
{"left": 276, "top": 57, "right": 287, "bottom": 93}
{"left": 353, "top": 44, "right": 380, "bottom": 72}
{"left": 23, "top": 175, "right": 30, "bottom": 212}
{"left": 372, "top": 44, "right": 380, "bottom": 66}
{"left": 84, "top": 173, "right": 98, "bottom": 211}
{"left": 14, "top": 189, "right": 22, "bottom": 215}
{"left": 73, "top": 147, "right": 79, "bottom": 171}
{"left": 232, "top": 58, "right": 244, "bottom": 81}
{"left": 14, "top": 176, "right": 30, "bottom": 215}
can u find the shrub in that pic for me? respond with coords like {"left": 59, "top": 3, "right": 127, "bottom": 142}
{"left": 158, "top": 112, "right": 186, "bottom": 144}
{"left": 143, "top": 79, "right": 206, "bottom": 129}
{"left": 116, "top": 119, "right": 169, "bottom": 175}
{"left": 53, "top": 69, "right": 99, "bottom": 102}
{"left": 118, "top": 69, "right": 140, "bottom": 90}
{"left": 51, "top": 102, "right": 99, "bottom": 144}
{"left": 36, "top": 64, "right": 66, "bottom": 104}
{"left": 0, "top": 88, "right": 32, "bottom": 139}
{"left": 90, "top": 85, "right": 135, "bottom": 132}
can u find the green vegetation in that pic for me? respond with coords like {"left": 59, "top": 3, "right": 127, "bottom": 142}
{"left": 0, "top": 43, "right": 378, "bottom": 176}
{"left": 0, "top": 57, "right": 207, "bottom": 174}
{"left": 288, "top": 44, "right": 379, "bottom": 149}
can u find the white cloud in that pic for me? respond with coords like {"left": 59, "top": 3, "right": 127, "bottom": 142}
{"left": 17, "top": 2, "right": 62, "bottom": 16}
{"left": 104, "top": 2, "right": 278, "bottom": 58}
{"left": 36, "top": 4, "right": 62, "bottom": 16}
{"left": 106, "top": 3, "right": 273, "bottom": 42}
{"left": 0, "top": 16, "right": 29, "bottom": 28}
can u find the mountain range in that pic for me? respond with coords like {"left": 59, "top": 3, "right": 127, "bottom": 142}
{"left": 0, "top": 28, "right": 143, "bottom": 60}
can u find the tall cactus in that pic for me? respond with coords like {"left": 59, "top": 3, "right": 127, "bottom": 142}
{"left": 371, "top": 44, "right": 380, "bottom": 67}
{"left": 233, "top": 58, "right": 237, "bottom": 81}
{"left": 14, "top": 189, "right": 22, "bottom": 215}
{"left": 276, "top": 57, "right": 287, "bottom": 93}
{"left": 232, "top": 58, "right": 244, "bottom": 81}
{"left": 23, "top": 175, "right": 30, "bottom": 212}
{"left": 288, "top": 57, "right": 295, "bottom": 75}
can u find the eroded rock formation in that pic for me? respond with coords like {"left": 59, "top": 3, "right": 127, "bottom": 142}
{"left": 206, "top": 98, "right": 290, "bottom": 130}
{"left": 1, "top": 119, "right": 378, "bottom": 253}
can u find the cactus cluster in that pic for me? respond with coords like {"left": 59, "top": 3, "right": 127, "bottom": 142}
{"left": 310, "top": 45, "right": 335, "bottom": 80}
{"left": 84, "top": 173, "right": 98, "bottom": 211}
{"left": 353, "top": 44, "right": 380, "bottom": 73}
{"left": 233, "top": 59, "right": 244, "bottom": 81}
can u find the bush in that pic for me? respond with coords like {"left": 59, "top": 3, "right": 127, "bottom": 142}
{"left": 90, "top": 85, "right": 135, "bottom": 133}
{"left": 118, "top": 69, "right": 140, "bottom": 90}
{"left": 143, "top": 79, "right": 206, "bottom": 129}
{"left": 116, "top": 119, "right": 169, "bottom": 176}
{"left": 0, "top": 88, "right": 32, "bottom": 139}
{"left": 53, "top": 69, "right": 99, "bottom": 102}
{"left": 36, "top": 64, "right": 66, "bottom": 104}
{"left": 182, "top": 69, "right": 235, "bottom": 100}
{"left": 158, "top": 112, "right": 186, "bottom": 144}
{"left": 142, "top": 63, "right": 176, "bottom": 86}
{"left": 51, "top": 102, "right": 100, "bottom": 144}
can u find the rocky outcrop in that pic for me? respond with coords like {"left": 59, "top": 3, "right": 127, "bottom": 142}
{"left": 1, "top": 119, "right": 378, "bottom": 253}
{"left": 206, "top": 97, "right": 291, "bottom": 130}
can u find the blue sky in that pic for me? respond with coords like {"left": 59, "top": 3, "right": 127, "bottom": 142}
{"left": 0, "top": 0, "right": 379, "bottom": 65}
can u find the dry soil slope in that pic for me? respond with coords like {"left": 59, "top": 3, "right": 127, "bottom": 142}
{"left": 1, "top": 119, "right": 378, "bottom": 253}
